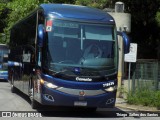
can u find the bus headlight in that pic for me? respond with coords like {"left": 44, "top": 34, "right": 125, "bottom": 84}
{"left": 105, "top": 86, "right": 117, "bottom": 92}
{"left": 40, "top": 79, "right": 58, "bottom": 89}
{"left": 45, "top": 82, "right": 58, "bottom": 89}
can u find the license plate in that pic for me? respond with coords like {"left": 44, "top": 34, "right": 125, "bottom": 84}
{"left": 74, "top": 101, "right": 87, "bottom": 106}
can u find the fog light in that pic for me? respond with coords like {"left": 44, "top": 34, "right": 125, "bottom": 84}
{"left": 106, "top": 98, "right": 115, "bottom": 104}
{"left": 44, "top": 94, "right": 54, "bottom": 102}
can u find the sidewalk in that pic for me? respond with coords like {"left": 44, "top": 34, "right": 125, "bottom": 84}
{"left": 115, "top": 97, "right": 160, "bottom": 113}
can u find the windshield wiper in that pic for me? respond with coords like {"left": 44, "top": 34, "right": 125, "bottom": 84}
{"left": 52, "top": 70, "right": 66, "bottom": 76}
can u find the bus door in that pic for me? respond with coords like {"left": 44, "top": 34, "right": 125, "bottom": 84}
{"left": 22, "top": 45, "right": 35, "bottom": 94}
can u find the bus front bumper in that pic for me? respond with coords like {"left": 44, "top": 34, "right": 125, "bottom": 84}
{"left": 40, "top": 85, "right": 117, "bottom": 108}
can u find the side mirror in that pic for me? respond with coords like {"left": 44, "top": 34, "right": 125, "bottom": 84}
{"left": 117, "top": 31, "right": 130, "bottom": 54}
{"left": 38, "top": 24, "right": 45, "bottom": 47}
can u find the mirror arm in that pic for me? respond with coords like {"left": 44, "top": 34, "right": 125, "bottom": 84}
{"left": 117, "top": 31, "right": 130, "bottom": 54}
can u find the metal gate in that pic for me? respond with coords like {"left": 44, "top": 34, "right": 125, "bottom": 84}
{"left": 131, "top": 59, "right": 160, "bottom": 92}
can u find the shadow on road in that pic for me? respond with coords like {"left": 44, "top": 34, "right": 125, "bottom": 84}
{"left": 36, "top": 106, "right": 128, "bottom": 118}
{"left": 38, "top": 107, "right": 127, "bottom": 118}
{"left": 0, "top": 79, "right": 8, "bottom": 82}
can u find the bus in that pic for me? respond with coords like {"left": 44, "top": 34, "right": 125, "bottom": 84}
{"left": 9, "top": 4, "right": 130, "bottom": 110}
{"left": 0, "top": 44, "right": 9, "bottom": 81}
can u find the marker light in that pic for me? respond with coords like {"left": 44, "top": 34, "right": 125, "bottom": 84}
{"left": 40, "top": 79, "right": 45, "bottom": 84}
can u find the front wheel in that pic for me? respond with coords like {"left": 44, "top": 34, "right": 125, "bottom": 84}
{"left": 11, "top": 76, "right": 17, "bottom": 93}
{"left": 29, "top": 79, "right": 39, "bottom": 109}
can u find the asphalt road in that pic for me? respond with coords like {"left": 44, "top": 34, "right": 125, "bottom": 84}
{"left": 0, "top": 81, "right": 159, "bottom": 120}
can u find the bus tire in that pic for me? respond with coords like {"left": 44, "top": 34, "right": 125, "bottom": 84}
{"left": 31, "top": 98, "right": 39, "bottom": 109}
{"left": 29, "top": 80, "right": 39, "bottom": 109}
{"left": 11, "top": 84, "right": 16, "bottom": 93}
{"left": 11, "top": 76, "right": 17, "bottom": 93}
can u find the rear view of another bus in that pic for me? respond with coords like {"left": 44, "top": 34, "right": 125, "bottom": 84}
{"left": 0, "top": 44, "right": 9, "bottom": 81}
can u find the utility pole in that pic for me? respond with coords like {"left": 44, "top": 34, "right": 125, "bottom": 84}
{"left": 104, "top": 2, "right": 131, "bottom": 97}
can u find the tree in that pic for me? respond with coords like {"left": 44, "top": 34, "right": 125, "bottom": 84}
{"left": 0, "top": 0, "right": 11, "bottom": 43}
{"left": 0, "top": 3, "right": 7, "bottom": 33}
{"left": 48, "top": 0, "right": 75, "bottom": 4}
{"left": 112, "top": 0, "right": 160, "bottom": 58}
{"left": 3, "top": 0, "right": 50, "bottom": 43}
{"left": 2, "top": 0, "right": 160, "bottom": 59}
{"left": 156, "top": 11, "right": 160, "bottom": 27}
{"left": 75, "top": 0, "right": 109, "bottom": 9}
{"left": 1, "top": 0, "right": 76, "bottom": 44}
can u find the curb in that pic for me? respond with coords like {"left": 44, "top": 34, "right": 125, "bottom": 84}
{"left": 115, "top": 103, "right": 160, "bottom": 113}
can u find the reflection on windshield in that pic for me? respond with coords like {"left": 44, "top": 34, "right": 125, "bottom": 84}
{"left": 44, "top": 19, "right": 117, "bottom": 76}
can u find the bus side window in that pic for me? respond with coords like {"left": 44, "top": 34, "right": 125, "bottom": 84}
{"left": 37, "top": 47, "right": 42, "bottom": 67}
{"left": 22, "top": 46, "right": 35, "bottom": 64}
{"left": 23, "top": 51, "right": 31, "bottom": 63}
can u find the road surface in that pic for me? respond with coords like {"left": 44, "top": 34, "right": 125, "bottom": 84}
{"left": 0, "top": 81, "right": 159, "bottom": 120}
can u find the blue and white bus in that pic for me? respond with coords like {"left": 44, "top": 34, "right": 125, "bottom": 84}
{"left": 0, "top": 44, "right": 9, "bottom": 81}
{"left": 9, "top": 4, "right": 130, "bottom": 110}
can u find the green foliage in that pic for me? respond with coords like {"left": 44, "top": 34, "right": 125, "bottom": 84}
{"left": 156, "top": 12, "right": 160, "bottom": 26}
{"left": 1, "top": 0, "right": 160, "bottom": 58}
{"left": 0, "top": 2, "right": 10, "bottom": 43}
{"left": 0, "top": 3, "right": 5, "bottom": 11}
{"left": 127, "top": 88, "right": 160, "bottom": 108}
{"left": 6, "top": 0, "right": 39, "bottom": 29}
{"left": 0, "top": 3, "right": 6, "bottom": 31}
{"left": 1, "top": 0, "right": 76, "bottom": 44}
{"left": 2, "top": 0, "right": 108, "bottom": 44}
{"left": 75, "top": 0, "right": 109, "bottom": 9}
{"left": 3, "top": 0, "right": 49, "bottom": 43}
{"left": 115, "top": 0, "right": 160, "bottom": 58}
{"left": 48, "top": 0, "right": 75, "bottom": 4}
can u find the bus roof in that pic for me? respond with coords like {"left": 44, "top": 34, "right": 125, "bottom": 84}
{"left": 40, "top": 4, "right": 115, "bottom": 23}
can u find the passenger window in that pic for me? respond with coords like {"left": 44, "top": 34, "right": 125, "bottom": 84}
{"left": 22, "top": 46, "right": 35, "bottom": 63}
{"left": 23, "top": 52, "right": 31, "bottom": 63}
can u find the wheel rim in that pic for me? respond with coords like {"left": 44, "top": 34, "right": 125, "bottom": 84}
{"left": 29, "top": 88, "right": 33, "bottom": 101}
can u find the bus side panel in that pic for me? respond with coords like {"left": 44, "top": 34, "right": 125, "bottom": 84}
{"left": 8, "top": 46, "right": 23, "bottom": 91}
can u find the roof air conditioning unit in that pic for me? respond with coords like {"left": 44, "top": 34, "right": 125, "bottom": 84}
{"left": 115, "top": 2, "right": 124, "bottom": 13}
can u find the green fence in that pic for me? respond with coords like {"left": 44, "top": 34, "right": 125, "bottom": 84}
{"left": 131, "top": 59, "right": 160, "bottom": 92}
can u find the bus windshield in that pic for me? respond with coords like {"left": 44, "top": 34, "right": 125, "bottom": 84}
{"left": 0, "top": 45, "right": 8, "bottom": 70}
{"left": 44, "top": 19, "right": 117, "bottom": 77}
